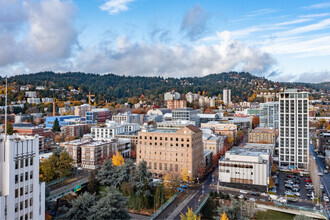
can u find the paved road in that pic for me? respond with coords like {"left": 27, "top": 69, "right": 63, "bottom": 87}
{"left": 50, "top": 176, "right": 89, "bottom": 195}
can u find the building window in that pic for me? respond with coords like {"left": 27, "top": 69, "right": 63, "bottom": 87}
{"left": 20, "top": 201, "right": 23, "bottom": 210}
{"left": 30, "top": 198, "right": 33, "bottom": 206}
{"left": 30, "top": 158, "right": 33, "bottom": 166}
{"left": 30, "top": 184, "right": 33, "bottom": 193}
{"left": 21, "top": 159, "right": 24, "bottom": 168}
{"left": 15, "top": 160, "right": 18, "bottom": 169}
{"left": 15, "top": 189, "right": 18, "bottom": 198}
{"left": 170, "top": 164, "right": 173, "bottom": 171}
{"left": 25, "top": 172, "right": 28, "bottom": 181}
{"left": 15, "top": 175, "right": 18, "bottom": 184}
{"left": 175, "top": 164, "right": 178, "bottom": 171}
{"left": 20, "top": 187, "right": 23, "bottom": 196}
{"left": 30, "top": 212, "right": 33, "bottom": 219}
{"left": 25, "top": 186, "right": 28, "bottom": 195}
{"left": 25, "top": 158, "right": 28, "bottom": 167}
{"left": 159, "top": 163, "right": 162, "bottom": 170}
{"left": 164, "top": 163, "right": 167, "bottom": 170}
{"left": 154, "top": 162, "right": 157, "bottom": 170}
{"left": 30, "top": 171, "right": 33, "bottom": 179}
{"left": 25, "top": 200, "right": 28, "bottom": 208}
{"left": 15, "top": 203, "right": 18, "bottom": 212}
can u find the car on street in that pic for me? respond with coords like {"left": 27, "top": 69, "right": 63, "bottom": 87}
{"left": 320, "top": 184, "right": 324, "bottom": 190}
{"left": 238, "top": 195, "right": 244, "bottom": 199}
{"left": 318, "top": 172, "right": 323, "bottom": 176}
{"left": 325, "top": 170, "right": 328, "bottom": 174}
{"left": 294, "top": 192, "right": 300, "bottom": 197}
{"left": 324, "top": 195, "right": 329, "bottom": 202}
{"left": 251, "top": 192, "right": 260, "bottom": 196}
{"left": 240, "top": 190, "right": 248, "bottom": 194}
{"left": 305, "top": 179, "right": 312, "bottom": 183}
{"left": 292, "top": 188, "right": 300, "bottom": 192}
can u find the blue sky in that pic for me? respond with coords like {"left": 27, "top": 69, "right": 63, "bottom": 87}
{"left": 1, "top": 0, "right": 330, "bottom": 82}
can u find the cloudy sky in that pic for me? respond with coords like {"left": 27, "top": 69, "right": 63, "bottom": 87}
{"left": 1, "top": 0, "right": 330, "bottom": 82}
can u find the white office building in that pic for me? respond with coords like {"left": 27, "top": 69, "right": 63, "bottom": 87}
{"left": 91, "top": 121, "right": 140, "bottom": 140}
{"left": 223, "top": 88, "right": 231, "bottom": 106}
{"left": 0, "top": 134, "right": 45, "bottom": 220}
{"left": 279, "top": 89, "right": 309, "bottom": 169}
{"left": 260, "top": 102, "right": 279, "bottom": 129}
{"left": 219, "top": 147, "right": 271, "bottom": 192}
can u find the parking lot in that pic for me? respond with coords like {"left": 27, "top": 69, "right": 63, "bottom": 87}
{"left": 275, "top": 172, "right": 311, "bottom": 201}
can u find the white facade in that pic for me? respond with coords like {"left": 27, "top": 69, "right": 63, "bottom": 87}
{"left": 0, "top": 134, "right": 45, "bottom": 220}
{"left": 27, "top": 98, "right": 40, "bottom": 105}
{"left": 223, "top": 89, "right": 231, "bottom": 105}
{"left": 41, "top": 98, "right": 53, "bottom": 103}
{"left": 164, "top": 91, "right": 180, "bottom": 101}
{"left": 260, "top": 102, "right": 279, "bottom": 129}
{"left": 279, "top": 89, "right": 309, "bottom": 169}
{"left": 219, "top": 147, "right": 270, "bottom": 188}
{"left": 91, "top": 121, "right": 140, "bottom": 140}
{"left": 25, "top": 92, "right": 37, "bottom": 98}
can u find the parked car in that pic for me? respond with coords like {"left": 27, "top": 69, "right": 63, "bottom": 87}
{"left": 249, "top": 198, "right": 256, "bottom": 202}
{"left": 294, "top": 192, "right": 300, "bottom": 197}
{"left": 240, "top": 190, "right": 248, "bottom": 194}
{"left": 251, "top": 192, "right": 260, "bottom": 196}
{"left": 285, "top": 184, "right": 292, "bottom": 188}
{"left": 286, "top": 175, "right": 292, "bottom": 178}
{"left": 305, "top": 179, "right": 312, "bottom": 183}
{"left": 324, "top": 195, "right": 329, "bottom": 202}
{"left": 292, "top": 188, "right": 300, "bottom": 192}
{"left": 320, "top": 184, "right": 324, "bottom": 190}
{"left": 318, "top": 172, "right": 324, "bottom": 176}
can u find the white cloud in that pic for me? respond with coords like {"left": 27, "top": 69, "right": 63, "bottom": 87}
{"left": 299, "top": 13, "right": 330, "bottom": 18}
{"left": 301, "top": 3, "right": 330, "bottom": 10}
{"left": 100, "top": 0, "right": 135, "bottom": 15}
{"left": 0, "top": 0, "right": 78, "bottom": 75}
{"left": 270, "top": 71, "right": 330, "bottom": 83}
{"left": 72, "top": 31, "right": 275, "bottom": 77}
{"left": 278, "top": 18, "right": 330, "bottom": 37}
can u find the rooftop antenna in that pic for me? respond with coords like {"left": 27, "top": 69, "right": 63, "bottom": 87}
{"left": 5, "top": 75, "right": 7, "bottom": 137}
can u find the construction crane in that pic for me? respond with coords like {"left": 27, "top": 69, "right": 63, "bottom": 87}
{"left": 52, "top": 98, "right": 57, "bottom": 116}
{"left": 87, "top": 92, "right": 95, "bottom": 111}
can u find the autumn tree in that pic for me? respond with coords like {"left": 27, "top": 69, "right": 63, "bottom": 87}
{"left": 252, "top": 116, "right": 259, "bottom": 129}
{"left": 112, "top": 151, "right": 125, "bottom": 166}
{"left": 2, "top": 122, "right": 14, "bottom": 135}
{"left": 181, "top": 168, "right": 189, "bottom": 182}
{"left": 180, "top": 207, "right": 201, "bottom": 220}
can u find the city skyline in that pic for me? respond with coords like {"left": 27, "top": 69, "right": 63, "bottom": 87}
{"left": 1, "top": 0, "right": 330, "bottom": 83}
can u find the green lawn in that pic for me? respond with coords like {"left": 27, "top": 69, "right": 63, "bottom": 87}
{"left": 255, "top": 210, "right": 295, "bottom": 220}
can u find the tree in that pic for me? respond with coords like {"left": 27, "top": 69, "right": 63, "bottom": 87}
{"left": 89, "top": 188, "right": 130, "bottom": 220}
{"left": 52, "top": 118, "right": 61, "bottom": 132}
{"left": 215, "top": 199, "right": 244, "bottom": 220}
{"left": 163, "top": 173, "right": 180, "bottom": 199}
{"left": 181, "top": 168, "right": 189, "bottom": 182}
{"left": 134, "top": 160, "right": 153, "bottom": 208}
{"left": 62, "top": 192, "right": 97, "bottom": 220}
{"left": 87, "top": 170, "right": 98, "bottom": 194}
{"left": 54, "top": 134, "right": 65, "bottom": 143}
{"left": 112, "top": 151, "right": 125, "bottom": 166}
{"left": 252, "top": 116, "right": 259, "bottom": 128}
{"left": 39, "top": 151, "right": 72, "bottom": 182}
{"left": 154, "top": 184, "right": 164, "bottom": 209}
{"left": 2, "top": 122, "right": 14, "bottom": 135}
{"left": 180, "top": 207, "right": 200, "bottom": 220}
{"left": 98, "top": 159, "right": 116, "bottom": 186}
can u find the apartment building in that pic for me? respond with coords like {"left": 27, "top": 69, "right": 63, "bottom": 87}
{"left": 112, "top": 112, "right": 144, "bottom": 124}
{"left": 136, "top": 125, "right": 204, "bottom": 178}
{"left": 279, "top": 89, "right": 309, "bottom": 169}
{"left": 166, "top": 100, "right": 187, "bottom": 110}
{"left": 91, "top": 121, "right": 140, "bottom": 140}
{"left": 248, "top": 128, "right": 276, "bottom": 144}
{"left": 185, "top": 92, "right": 200, "bottom": 103}
{"left": 41, "top": 98, "right": 53, "bottom": 103}
{"left": 25, "top": 91, "right": 37, "bottom": 98}
{"left": 164, "top": 90, "right": 180, "bottom": 101}
{"left": 86, "top": 108, "right": 111, "bottom": 125}
{"left": 219, "top": 147, "right": 271, "bottom": 192}
{"left": 61, "top": 139, "right": 114, "bottom": 169}
{"left": 27, "top": 98, "right": 40, "bottom": 105}
{"left": 260, "top": 102, "right": 279, "bottom": 129}
{"left": 13, "top": 126, "right": 53, "bottom": 150}
{"left": 202, "top": 131, "right": 225, "bottom": 155}
{"left": 62, "top": 124, "right": 90, "bottom": 137}
{"left": 223, "top": 88, "right": 231, "bottom": 106}
{"left": 74, "top": 104, "right": 94, "bottom": 117}
{"left": 201, "top": 122, "right": 237, "bottom": 142}
{"left": 0, "top": 134, "right": 45, "bottom": 220}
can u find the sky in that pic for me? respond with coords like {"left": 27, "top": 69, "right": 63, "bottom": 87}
{"left": 1, "top": 0, "right": 330, "bottom": 83}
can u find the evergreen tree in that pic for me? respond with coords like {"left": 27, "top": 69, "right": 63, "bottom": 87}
{"left": 87, "top": 170, "right": 98, "bottom": 194}
{"left": 62, "top": 192, "right": 97, "bottom": 220}
{"left": 98, "top": 159, "right": 116, "bottom": 187}
{"left": 52, "top": 118, "right": 61, "bottom": 132}
{"left": 89, "top": 188, "right": 130, "bottom": 220}
{"left": 134, "top": 160, "right": 153, "bottom": 209}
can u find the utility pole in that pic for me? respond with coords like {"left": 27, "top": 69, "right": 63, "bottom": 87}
{"left": 52, "top": 98, "right": 57, "bottom": 116}
{"left": 5, "top": 75, "right": 7, "bottom": 137}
